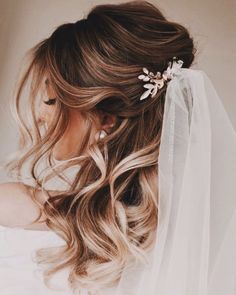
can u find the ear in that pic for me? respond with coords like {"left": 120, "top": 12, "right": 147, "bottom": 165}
{"left": 100, "top": 112, "right": 117, "bottom": 133}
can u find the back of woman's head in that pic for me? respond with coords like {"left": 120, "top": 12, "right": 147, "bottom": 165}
{"left": 6, "top": 0, "right": 196, "bottom": 293}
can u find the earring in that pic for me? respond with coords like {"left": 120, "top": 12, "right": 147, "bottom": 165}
{"left": 99, "top": 130, "right": 107, "bottom": 139}
{"left": 95, "top": 129, "right": 108, "bottom": 141}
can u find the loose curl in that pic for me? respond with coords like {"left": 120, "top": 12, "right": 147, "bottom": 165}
{"left": 4, "top": 0, "right": 197, "bottom": 293}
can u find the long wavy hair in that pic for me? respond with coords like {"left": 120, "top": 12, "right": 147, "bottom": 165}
{"left": 4, "top": 0, "right": 196, "bottom": 293}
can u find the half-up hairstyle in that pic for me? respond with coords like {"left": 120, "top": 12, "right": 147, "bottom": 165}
{"left": 4, "top": 0, "right": 196, "bottom": 293}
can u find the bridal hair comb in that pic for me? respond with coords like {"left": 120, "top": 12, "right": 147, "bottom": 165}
{"left": 138, "top": 56, "right": 184, "bottom": 101}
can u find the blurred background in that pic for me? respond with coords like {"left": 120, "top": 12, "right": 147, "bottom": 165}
{"left": 0, "top": 0, "right": 236, "bottom": 181}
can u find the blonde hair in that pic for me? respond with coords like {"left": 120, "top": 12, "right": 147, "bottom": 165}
{"left": 5, "top": 0, "right": 196, "bottom": 293}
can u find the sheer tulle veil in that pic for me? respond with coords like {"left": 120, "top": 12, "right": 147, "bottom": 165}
{"left": 113, "top": 68, "right": 236, "bottom": 295}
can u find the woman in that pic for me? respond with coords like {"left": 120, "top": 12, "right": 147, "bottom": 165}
{"left": 0, "top": 1, "right": 235, "bottom": 295}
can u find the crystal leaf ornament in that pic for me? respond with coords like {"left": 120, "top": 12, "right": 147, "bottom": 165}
{"left": 138, "top": 57, "right": 184, "bottom": 101}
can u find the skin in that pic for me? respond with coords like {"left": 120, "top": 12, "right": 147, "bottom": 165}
{"left": 0, "top": 78, "right": 116, "bottom": 230}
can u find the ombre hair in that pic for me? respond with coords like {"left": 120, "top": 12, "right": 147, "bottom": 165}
{"left": 5, "top": 0, "right": 196, "bottom": 293}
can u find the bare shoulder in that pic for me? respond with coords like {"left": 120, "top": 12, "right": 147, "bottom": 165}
{"left": 0, "top": 182, "right": 53, "bottom": 231}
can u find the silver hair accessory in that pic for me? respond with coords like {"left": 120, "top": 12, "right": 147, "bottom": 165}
{"left": 138, "top": 56, "right": 184, "bottom": 101}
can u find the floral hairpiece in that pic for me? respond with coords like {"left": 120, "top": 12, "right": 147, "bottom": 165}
{"left": 138, "top": 57, "right": 184, "bottom": 101}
